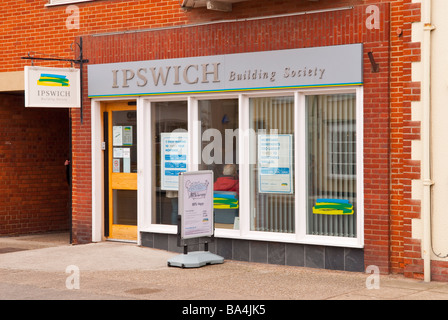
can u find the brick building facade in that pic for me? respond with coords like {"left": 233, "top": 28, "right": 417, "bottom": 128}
{"left": 1, "top": 0, "right": 446, "bottom": 281}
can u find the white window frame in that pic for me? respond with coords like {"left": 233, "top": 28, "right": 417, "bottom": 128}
{"left": 297, "top": 88, "right": 364, "bottom": 249}
{"left": 91, "top": 86, "right": 363, "bottom": 248}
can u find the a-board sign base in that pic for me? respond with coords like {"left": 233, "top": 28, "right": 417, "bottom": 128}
{"left": 167, "top": 251, "right": 224, "bottom": 268}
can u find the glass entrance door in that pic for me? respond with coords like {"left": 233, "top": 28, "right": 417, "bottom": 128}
{"left": 104, "top": 102, "right": 137, "bottom": 241}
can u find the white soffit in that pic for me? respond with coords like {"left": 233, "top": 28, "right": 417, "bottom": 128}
{"left": 182, "top": 0, "right": 250, "bottom": 12}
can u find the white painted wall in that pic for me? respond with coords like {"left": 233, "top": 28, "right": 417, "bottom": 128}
{"left": 412, "top": 0, "right": 448, "bottom": 261}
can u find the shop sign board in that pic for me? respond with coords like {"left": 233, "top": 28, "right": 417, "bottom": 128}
{"left": 88, "top": 44, "right": 363, "bottom": 98}
{"left": 25, "top": 66, "right": 81, "bottom": 108}
{"left": 179, "top": 170, "right": 214, "bottom": 240}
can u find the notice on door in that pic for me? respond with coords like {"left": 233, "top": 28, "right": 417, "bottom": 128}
{"left": 258, "top": 134, "right": 294, "bottom": 194}
{"left": 161, "top": 132, "right": 188, "bottom": 190}
{"left": 113, "top": 126, "right": 133, "bottom": 147}
{"left": 122, "top": 126, "right": 133, "bottom": 146}
{"left": 179, "top": 171, "right": 214, "bottom": 240}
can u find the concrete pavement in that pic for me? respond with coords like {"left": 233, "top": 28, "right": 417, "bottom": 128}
{"left": 1, "top": 232, "right": 448, "bottom": 301}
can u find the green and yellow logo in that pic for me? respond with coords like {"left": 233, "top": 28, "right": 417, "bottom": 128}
{"left": 37, "top": 73, "right": 70, "bottom": 87}
{"left": 313, "top": 199, "right": 354, "bottom": 215}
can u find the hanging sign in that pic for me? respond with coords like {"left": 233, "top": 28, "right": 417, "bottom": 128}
{"left": 161, "top": 132, "right": 189, "bottom": 190}
{"left": 258, "top": 134, "right": 294, "bottom": 194}
{"left": 179, "top": 170, "right": 214, "bottom": 240}
{"left": 25, "top": 66, "right": 81, "bottom": 108}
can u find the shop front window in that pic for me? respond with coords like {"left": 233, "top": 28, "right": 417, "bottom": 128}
{"left": 152, "top": 101, "right": 188, "bottom": 225}
{"left": 306, "top": 93, "right": 357, "bottom": 238}
{"left": 249, "top": 96, "right": 295, "bottom": 233}
{"left": 141, "top": 88, "right": 361, "bottom": 244}
{"left": 198, "top": 99, "right": 239, "bottom": 230}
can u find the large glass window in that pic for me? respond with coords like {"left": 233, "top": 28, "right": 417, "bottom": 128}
{"left": 306, "top": 93, "right": 357, "bottom": 238}
{"left": 249, "top": 97, "right": 295, "bottom": 233}
{"left": 152, "top": 101, "right": 188, "bottom": 225}
{"left": 198, "top": 99, "right": 239, "bottom": 230}
{"left": 143, "top": 89, "right": 361, "bottom": 244}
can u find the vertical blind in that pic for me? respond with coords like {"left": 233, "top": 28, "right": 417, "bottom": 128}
{"left": 306, "top": 94, "right": 357, "bottom": 238}
{"left": 250, "top": 97, "right": 295, "bottom": 233}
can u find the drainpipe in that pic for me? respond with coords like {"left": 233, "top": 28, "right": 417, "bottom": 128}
{"left": 421, "top": 0, "right": 435, "bottom": 283}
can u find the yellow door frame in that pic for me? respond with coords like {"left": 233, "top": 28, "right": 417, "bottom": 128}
{"left": 102, "top": 101, "right": 138, "bottom": 241}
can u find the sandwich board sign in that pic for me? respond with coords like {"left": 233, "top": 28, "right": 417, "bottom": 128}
{"left": 180, "top": 170, "right": 214, "bottom": 239}
{"left": 167, "top": 170, "right": 224, "bottom": 268}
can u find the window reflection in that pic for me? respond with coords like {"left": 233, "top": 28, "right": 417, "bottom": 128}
{"left": 152, "top": 101, "right": 188, "bottom": 225}
{"left": 198, "top": 99, "right": 239, "bottom": 230}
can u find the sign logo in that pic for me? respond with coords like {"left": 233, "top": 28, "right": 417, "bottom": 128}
{"left": 37, "top": 73, "right": 70, "bottom": 87}
{"left": 313, "top": 199, "right": 354, "bottom": 215}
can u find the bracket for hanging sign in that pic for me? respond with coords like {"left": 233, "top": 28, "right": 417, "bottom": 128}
{"left": 21, "top": 37, "right": 89, "bottom": 123}
{"left": 367, "top": 51, "right": 380, "bottom": 73}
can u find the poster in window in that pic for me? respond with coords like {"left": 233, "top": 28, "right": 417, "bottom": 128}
{"left": 122, "top": 126, "right": 133, "bottom": 146}
{"left": 258, "top": 134, "right": 294, "bottom": 194}
{"left": 123, "top": 148, "right": 131, "bottom": 173}
{"left": 112, "top": 158, "right": 120, "bottom": 173}
{"left": 161, "top": 132, "right": 188, "bottom": 190}
{"left": 113, "top": 126, "right": 122, "bottom": 146}
{"left": 113, "top": 126, "right": 132, "bottom": 146}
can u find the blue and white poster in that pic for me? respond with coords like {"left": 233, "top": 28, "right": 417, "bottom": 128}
{"left": 161, "top": 132, "right": 188, "bottom": 190}
{"left": 258, "top": 134, "right": 294, "bottom": 194}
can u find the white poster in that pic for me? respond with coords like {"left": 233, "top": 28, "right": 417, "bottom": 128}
{"left": 113, "top": 147, "right": 123, "bottom": 158}
{"left": 179, "top": 171, "right": 214, "bottom": 239}
{"left": 123, "top": 148, "right": 131, "bottom": 173}
{"left": 258, "top": 134, "right": 294, "bottom": 194}
{"left": 113, "top": 126, "right": 123, "bottom": 146}
{"left": 25, "top": 66, "right": 80, "bottom": 108}
{"left": 161, "top": 132, "right": 188, "bottom": 190}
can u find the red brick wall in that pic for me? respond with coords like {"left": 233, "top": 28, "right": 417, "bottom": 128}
{"left": 0, "top": 0, "right": 411, "bottom": 71}
{"left": 0, "top": 94, "right": 70, "bottom": 235}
